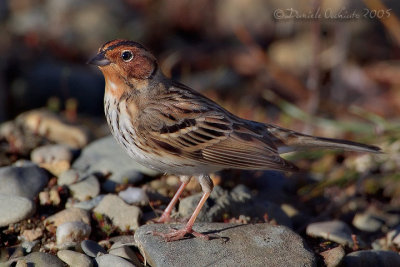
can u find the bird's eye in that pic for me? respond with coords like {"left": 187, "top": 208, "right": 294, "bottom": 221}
{"left": 121, "top": 51, "right": 133, "bottom": 62}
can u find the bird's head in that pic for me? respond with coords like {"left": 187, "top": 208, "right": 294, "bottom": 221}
{"left": 88, "top": 40, "right": 158, "bottom": 97}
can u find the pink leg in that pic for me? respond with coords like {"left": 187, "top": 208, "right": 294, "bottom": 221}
{"left": 156, "top": 176, "right": 191, "bottom": 223}
{"left": 152, "top": 174, "right": 213, "bottom": 241}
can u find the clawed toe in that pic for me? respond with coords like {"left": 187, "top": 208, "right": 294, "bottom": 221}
{"left": 151, "top": 227, "right": 209, "bottom": 242}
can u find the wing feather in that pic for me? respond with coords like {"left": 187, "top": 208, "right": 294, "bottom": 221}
{"left": 136, "top": 85, "right": 298, "bottom": 172}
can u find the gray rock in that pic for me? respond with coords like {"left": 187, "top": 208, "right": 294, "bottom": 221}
{"left": 118, "top": 187, "right": 149, "bottom": 206}
{"left": 59, "top": 169, "right": 80, "bottom": 185}
{"left": 56, "top": 221, "right": 91, "bottom": 246}
{"left": 69, "top": 175, "right": 100, "bottom": 201}
{"left": 135, "top": 223, "right": 316, "bottom": 267}
{"left": 306, "top": 220, "right": 354, "bottom": 246}
{"left": 353, "top": 212, "right": 384, "bottom": 232}
{"left": 17, "top": 252, "right": 64, "bottom": 267}
{"left": 81, "top": 240, "right": 107, "bottom": 257}
{"left": 179, "top": 185, "right": 292, "bottom": 227}
{"left": 109, "top": 245, "right": 141, "bottom": 266}
{"left": 387, "top": 225, "right": 400, "bottom": 248}
{"left": 45, "top": 208, "right": 91, "bottom": 228}
{"left": 57, "top": 250, "right": 93, "bottom": 267}
{"left": 320, "top": 246, "right": 345, "bottom": 267}
{"left": 21, "top": 240, "right": 40, "bottom": 253}
{"left": 0, "top": 164, "right": 49, "bottom": 199}
{"left": 95, "top": 254, "right": 136, "bottom": 267}
{"left": 72, "top": 136, "right": 159, "bottom": 192}
{"left": 0, "top": 194, "right": 35, "bottom": 227}
{"left": 109, "top": 235, "right": 136, "bottom": 246}
{"left": 342, "top": 250, "right": 400, "bottom": 267}
{"left": 71, "top": 195, "right": 106, "bottom": 210}
{"left": 93, "top": 194, "right": 142, "bottom": 231}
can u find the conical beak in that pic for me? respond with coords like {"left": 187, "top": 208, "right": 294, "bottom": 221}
{"left": 87, "top": 51, "right": 111, "bottom": 66}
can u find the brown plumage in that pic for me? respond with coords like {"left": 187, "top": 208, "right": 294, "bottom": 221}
{"left": 88, "top": 39, "right": 381, "bottom": 241}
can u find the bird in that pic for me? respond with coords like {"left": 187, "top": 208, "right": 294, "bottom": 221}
{"left": 88, "top": 39, "right": 381, "bottom": 241}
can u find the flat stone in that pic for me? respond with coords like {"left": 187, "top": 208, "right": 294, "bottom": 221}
{"left": 16, "top": 252, "right": 64, "bottom": 267}
{"left": 118, "top": 187, "right": 149, "bottom": 206}
{"left": 135, "top": 223, "right": 316, "bottom": 267}
{"left": 320, "top": 246, "right": 345, "bottom": 267}
{"left": 95, "top": 254, "right": 136, "bottom": 267}
{"left": 93, "top": 194, "right": 142, "bottom": 231}
{"left": 72, "top": 136, "right": 158, "bottom": 192}
{"left": 56, "top": 221, "right": 91, "bottom": 246}
{"left": 81, "top": 240, "right": 107, "bottom": 257}
{"left": 57, "top": 250, "right": 93, "bottom": 267}
{"left": 0, "top": 194, "right": 35, "bottom": 227}
{"left": 45, "top": 208, "right": 91, "bottom": 230}
{"left": 179, "top": 185, "right": 292, "bottom": 227}
{"left": 342, "top": 250, "right": 400, "bottom": 267}
{"left": 69, "top": 175, "right": 100, "bottom": 201}
{"left": 0, "top": 164, "right": 49, "bottom": 199}
{"left": 306, "top": 220, "right": 354, "bottom": 246}
{"left": 353, "top": 212, "right": 384, "bottom": 232}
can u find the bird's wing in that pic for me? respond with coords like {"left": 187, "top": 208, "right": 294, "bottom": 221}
{"left": 137, "top": 83, "right": 298, "bottom": 172}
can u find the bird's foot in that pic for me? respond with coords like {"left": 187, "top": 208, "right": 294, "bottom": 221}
{"left": 151, "top": 226, "right": 209, "bottom": 242}
{"left": 153, "top": 213, "right": 172, "bottom": 224}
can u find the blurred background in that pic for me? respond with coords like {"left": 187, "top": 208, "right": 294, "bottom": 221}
{"left": 0, "top": 0, "right": 399, "bottom": 126}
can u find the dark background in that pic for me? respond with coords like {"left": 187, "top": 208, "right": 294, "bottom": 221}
{"left": 0, "top": 0, "right": 399, "bottom": 130}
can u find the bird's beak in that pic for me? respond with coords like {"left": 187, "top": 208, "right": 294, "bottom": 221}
{"left": 87, "top": 51, "right": 111, "bottom": 66}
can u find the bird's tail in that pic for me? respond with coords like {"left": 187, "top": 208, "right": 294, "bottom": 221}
{"left": 266, "top": 125, "right": 381, "bottom": 154}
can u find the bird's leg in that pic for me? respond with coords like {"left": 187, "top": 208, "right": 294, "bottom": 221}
{"left": 156, "top": 175, "right": 191, "bottom": 223}
{"left": 152, "top": 174, "right": 213, "bottom": 241}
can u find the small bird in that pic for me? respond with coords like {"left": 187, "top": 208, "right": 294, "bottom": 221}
{"left": 88, "top": 39, "right": 381, "bottom": 241}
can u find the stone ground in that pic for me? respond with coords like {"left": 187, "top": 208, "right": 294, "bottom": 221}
{"left": 0, "top": 109, "right": 399, "bottom": 267}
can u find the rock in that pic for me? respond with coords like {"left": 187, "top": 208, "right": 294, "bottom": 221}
{"left": 320, "top": 246, "right": 345, "bottom": 267}
{"left": 109, "top": 235, "right": 136, "bottom": 246}
{"left": 31, "top": 144, "right": 73, "bottom": 176}
{"left": 95, "top": 254, "right": 136, "bottom": 267}
{"left": 109, "top": 245, "right": 141, "bottom": 266}
{"left": 0, "top": 194, "right": 35, "bottom": 227}
{"left": 72, "top": 136, "right": 158, "bottom": 192}
{"left": 306, "top": 220, "right": 354, "bottom": 246}
{"left": 179, "top": 185, "right": 292, "bottom": 227}
{"left": 18, "top": 109, "right": 90, "bottom": 148}
{"left": 0, "top": 164, "right": 49, "bottom": 199}
{"left": 21, "top": 228, "right": 43, "bottom": 242}
{"left": 56, "top": 221, "right": 91, "bottom": 246}
{"left": 135, "top": 223, "right": 316, "bottom": 267}
{"left": 81, "top": 240, "right": 107, "bottom": 257}
{"left": 70, "top": 195, "right": 106, "bottom": 210}
{"left": 118, "top": 187, "right": 149, "bottom": 206}
{"left": 342, "top": 250, "right": 400, "bottom": 267}
{"left": 57, "top": 250, "right": 93, "bottom": 267}
{"left": 69, "top": 175, "right": 100, "bottom": 201}
{"left": 93, "top": 195, "right": 142, "bottom": 231}
{"left": 353, "top": 212, "right": 384, "bottom": 232}
{"left": 59, "top": 169, "right": 80, "bottom": 185}
{"left": 49, "top": 188, "right": 61, "bottom": 205}
{"left": 45, "top": 208, "right": 91, "bottom": 231}
{"left": 21, "top": 240, "right": 40, "bottom": 253}
{"left": 16, "top": 252, "right": 64, "bottom": 267}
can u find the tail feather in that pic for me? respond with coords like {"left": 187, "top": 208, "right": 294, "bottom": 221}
{"left": 267, "top": 126, "right": 381, "bottom": 154}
